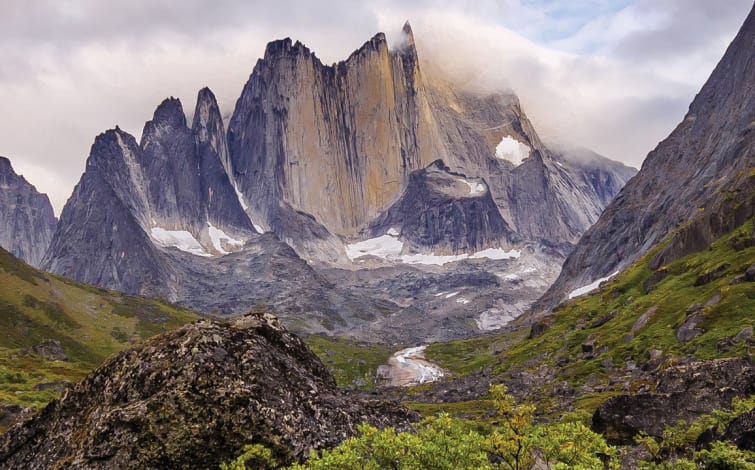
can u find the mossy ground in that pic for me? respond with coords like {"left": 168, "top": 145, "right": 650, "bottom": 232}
{"left": 304, "top": 334, "right": 396, "bottom": 390}
{"left": 0, "top": 248, "right": 197, "bottom": 412}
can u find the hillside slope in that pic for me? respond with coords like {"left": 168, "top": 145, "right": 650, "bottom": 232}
{"left": 538, "top": 5, "right": 755, "bottom": 308}
{"left": 0, "top": 247, "right": 196, "bottom": 411}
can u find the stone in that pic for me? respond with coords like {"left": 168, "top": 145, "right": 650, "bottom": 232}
{"left": 643, "top": 270, "right": 669, "bottom": 293}
{"left": 734, "top": 326, "right": 754, "bottom": 343}
{"left": 31, "top": 340, "right": 67, "bottom": 362}
{"left": 590, "top": 310, "right": 618, "bottom": 328}
{"left": 631, "top": 306, "right": 658, "bottom": 333}
{"left": 676, "top": 314, "right": 704, "bottom": 343}
{"left": 746, "top": 263, "right": 755, "bottom": 282}
{"left": 529, "top": 321, "right": 548, "bottom": 339}
{"left": 693, "top": 264, "right": 730, "bottom": 286}
{"left": 686, "top": 303, "right": 703, "bottom": 315}
{"left": 582, "top": 336, "right": 598, "bottom": 354}
{"left": 592, "top": 358, "right": 755, "bottom": 444}
{"left": 705, "top": 293, "right": 722, "bottom": 307}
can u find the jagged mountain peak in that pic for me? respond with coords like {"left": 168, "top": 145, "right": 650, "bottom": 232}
{"left": 0, "top": 156, "right": 57, "bottom": 267}
{"left": 143, "top": 96, "right": 187, "bottom": 139}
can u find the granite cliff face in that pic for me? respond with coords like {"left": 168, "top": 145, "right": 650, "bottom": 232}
{"left": 0, "top": 157, "right": 56, "bottom": 267}
{"left": 0, "top": 312, "right": 416, "bottom": 468}
{"left": 538, "top": 6, "right": 755, "bottom": 308}
{"left": 227, "top": 24, "right": 441, "bottom": 241}
{"left": 227, "top": 23, "right": 635, "bottom": 253}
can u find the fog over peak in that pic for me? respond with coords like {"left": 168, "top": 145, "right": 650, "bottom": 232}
{"left": 1, "top": 0, "right": 750, "bottom": 214}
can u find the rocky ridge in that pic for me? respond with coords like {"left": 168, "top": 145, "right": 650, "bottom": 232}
{"left": 0, "top": 157, "right": 56, "bottom": 267}
{"left": 538, "top": 5, "right": 755, "bottom": 309}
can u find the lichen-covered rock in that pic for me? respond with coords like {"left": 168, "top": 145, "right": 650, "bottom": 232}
{"left": 0, "top": 312, "right": 417, "bottom": 469}
{"left": 592, "top": 358, "right": 755, "bottom": 444}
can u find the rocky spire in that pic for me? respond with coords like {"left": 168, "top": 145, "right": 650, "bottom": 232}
{"left": 0, "top": 156, "right": 57, "bottom": 267}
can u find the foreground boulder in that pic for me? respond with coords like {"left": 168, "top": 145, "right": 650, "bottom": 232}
{"left": 592, "top": 358, "right": 755, "bottom": 444}
{"left": 0, "top": 312, "right": 417, "bottom": 469}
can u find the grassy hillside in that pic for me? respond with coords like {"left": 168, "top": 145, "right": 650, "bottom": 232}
{"left": 0, "top": 247, "right": 197, "bottom": 411}
{"left": 423, "top": 218, "right": 755, "bottom": 416}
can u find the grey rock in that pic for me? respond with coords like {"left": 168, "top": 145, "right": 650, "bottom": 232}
{"left": 693, "top": 263, "right": 730, "bottom": 286}
{"left": 687, "top": 303, "right": 703, "bottom": 314}
{"left": 631, "top": 306, "right": 658, "bottom": 333}
{"left": 746, "top": 263, "right": 755, "bottom": 282}
{"left": 734, "top": 326, "right": 754, "bottom": 343}
{"left": 676, "top": 314, "right": 704, "bottom": 343}
{"left": 590, "top": 310, "right": 618, "bottom": 328}
{"left": 643, "top": 269, "right": 669, "bottom": 293}
{"left": 705, "top": 293, "right": 722, "bottom": 307}
{"left": 31, "top": 340, "right": 67, "bottom": 362}
{"left": 0, "top": 157, "right": 57, "bottom": 267}
{"left": 593, "top": 358, "right": 755, "bottom": 444}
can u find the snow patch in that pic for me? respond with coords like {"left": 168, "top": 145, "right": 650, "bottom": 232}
{"left": 568, "top": 271, "right": 620, "bottom": 299}
{"left": 387, "top": 227, "right": 400, "bottom": 236}
{"left": 401, "top": 253, "right": 469, "bottom": 266}
{"left": 150, "top": 227, "right": 210, "bottom": 257}
{"left": 207, "top": 223, "right": 244, "bottom": 254}
{"left": 346, "top": 234, "right": 521, "bottom": 266}
{"left": 445, "top": 291, "right": 460, "bottom": 299}
{"left": 495, "top": 135, "right": 531, "bottom": 166}
{"left": 456, "top": 297, "right": 471, "bottom": 305}
{"left": 458, "top": 178, "right": 486, "bottom": 195}
{"left": 345, "top": 234, "right": 404, "bottom": 261}
{"left": 470, "top": 248, "right": 521, "bottom": 260}
{"left": 233, "top": 184, "right": 265, "bottom": 233}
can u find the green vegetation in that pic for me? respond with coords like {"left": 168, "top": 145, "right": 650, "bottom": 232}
{"left": 0, "top": 247, "right": 196, "bottom": 412}
{"left": 224, "top": 385, "right": 617, "bottom": 469}
{"left": 304, "top": 334, "right": 395, "bottom": 389}
{"left": 425, "top": 219, "right": 755, "bottom": 417}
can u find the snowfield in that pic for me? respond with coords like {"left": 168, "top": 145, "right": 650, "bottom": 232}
{"left": 568, "top": 271, "right": 620, "bottom": 299}
{"left": 150, "top": 227, "right": 211, "bottom": 257}
{"left": 495, "top": 135, "right": 531, "bottom": 166}
{"left": 345, "top": 232, "right": 521, "bottom": 266}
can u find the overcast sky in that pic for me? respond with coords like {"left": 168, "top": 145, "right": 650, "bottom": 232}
{"left": 1, "top": 0, "right": 751, "bottom": 214}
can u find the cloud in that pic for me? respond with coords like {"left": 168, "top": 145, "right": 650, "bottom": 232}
{"left": 0, "top": 0, "right": 750, "bottom": 214}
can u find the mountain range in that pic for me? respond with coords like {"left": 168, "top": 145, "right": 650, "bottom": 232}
{"left": 0, "top": 23, "right": 633, "bottom": 342}
{"left": 0, "top": 5, "right": 752, "bottom": 469}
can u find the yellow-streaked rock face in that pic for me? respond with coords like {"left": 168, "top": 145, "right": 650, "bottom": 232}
{"left": 228, "top": 29, "right": 444, "bottom": 237}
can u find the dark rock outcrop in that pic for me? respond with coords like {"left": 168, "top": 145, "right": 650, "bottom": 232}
{"left": 0, "top": 157, "right": 56, "bottom": 267}
{"left": 722, "top": 409, "right": 755, "bottom": 451}
{"left": 370, "top": 160, "right": 517, "bottom": 253}
{"left": 539, "top": 5, "right": 755, "bottom": 308}
{"left": 31, "top": 340, "right": 67, "bottom": 362}
{"left": 592, "top": 358, "right": 755, "bottom": 444}
{"left": 0, "top": 312, "right": 417, "bottom": 469}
